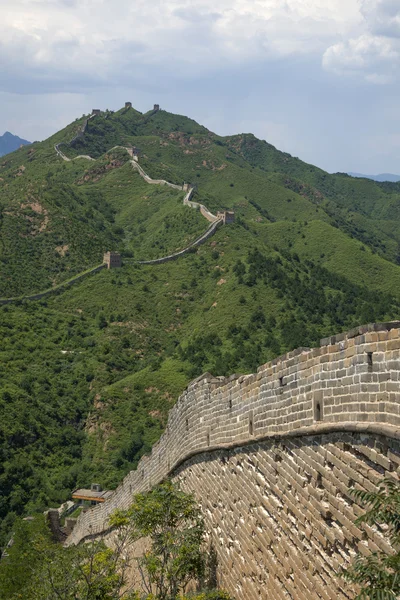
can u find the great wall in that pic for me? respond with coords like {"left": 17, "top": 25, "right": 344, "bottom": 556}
{"left": 7, "top": 108, "right": 400, "bottom": 598}
{"left": 1, "top": 106, "right": 232, "bottom": 304}
{"left": 64, "top": 321, "right": 400, "bottom": 600}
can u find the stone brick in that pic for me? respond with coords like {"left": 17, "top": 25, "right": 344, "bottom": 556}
{"left": 65, "top": 323, "right": 400, "bottom": 599}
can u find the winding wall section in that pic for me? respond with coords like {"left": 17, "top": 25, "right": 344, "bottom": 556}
{"left": 0, "top": 264, "right": 105, "bottom": 305}
{"left": 1, "top": 124, "right": 224, "bottom": 304}
{"left": 66, "top": 321, "right": 400, "bottom": 599}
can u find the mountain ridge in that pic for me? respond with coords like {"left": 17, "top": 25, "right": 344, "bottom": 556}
{"left": 0, "top": 130, "right": 30, "bottom": 157}
{"left": 348, "top": 171, "right": 400, "bottom": 182}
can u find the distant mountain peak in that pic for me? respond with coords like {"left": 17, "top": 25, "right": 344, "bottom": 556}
{"left": 347, "top": 171, "right": 400, "bottom": 183}
{"left": 0, "top": 131, "right": 31, "bottom": 157}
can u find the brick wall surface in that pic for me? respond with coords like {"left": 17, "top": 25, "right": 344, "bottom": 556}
{"left": 66, "top": 322, "right": 400, "bottom": 598}
{"left": 173, "top": 431, "right": 400, "bottom": 600}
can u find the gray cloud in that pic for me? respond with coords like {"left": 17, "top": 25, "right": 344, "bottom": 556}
{"left": 1, "top": 0, "right": 400, "bottom": 176}
{"left": 0, "top": 0, "right": 361, "bottom": 94}
{"left": 361, "top": 0, "right": 400, "bottom": 37}
{"left": 323, "top": 0, "right": 400, "bottom": 83}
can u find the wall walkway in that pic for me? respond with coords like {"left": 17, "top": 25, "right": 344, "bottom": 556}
{"left": 55, "top": 113, "right": 96, "bottom": 161}
{"left": 0, "top": 264, "right": 105, "bottom": 305}
{"left": 65, "top": 322, "right": 400, "bottom": 598}
{"left": 2, "top": 117, "right": 224, "bottom": 305}
{"left": 133, "top": 219, "right": 222, "bottom": 265}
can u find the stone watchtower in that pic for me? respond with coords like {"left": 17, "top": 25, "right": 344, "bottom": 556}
{"left": 103, "top": 251, "right": 121, "bottom": 269}
{"left": 153, "top": 104, "right": 160, "bottom": 111}
{"left": 92, "top": 109, "right": 101, "bottom": 116}
{"left": 217, "top": 211, "right": 235, "bottom": 224}
{"left": 125, "top": 102, "right": 132, "bottom": 109}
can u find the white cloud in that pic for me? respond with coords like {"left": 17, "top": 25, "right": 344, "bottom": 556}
{"left": 323, "top": 33, "right": 400, "bottom": 83}
{"left": 323, "top": 0, "right": 400, "bottom": 83}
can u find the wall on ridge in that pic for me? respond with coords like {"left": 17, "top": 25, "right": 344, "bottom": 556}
{"left": 131, "top": 160, "right": 219, "bottom": 223}
{"left": 183, "top": 192, "right": 219, "bottom": 223}
{"left": 55, "top": 113, "right": 96, "bottom": 161}
{"left": 135, "top": 220, "right": 222, "bottom": 265}
{"left": 200, "top": 205, "right": 219, "bottom": 222}
{"left": 130, "top": 160, "right": 183, "bottom": 190}
{"left": 0, "top": 264, "right": 106, "bottom": 305}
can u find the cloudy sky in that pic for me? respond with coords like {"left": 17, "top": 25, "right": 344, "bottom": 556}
{"left": 1, "top": 0, "right": 399, "bottom": 174}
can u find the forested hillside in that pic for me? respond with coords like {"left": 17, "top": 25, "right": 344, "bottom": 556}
{"left": 1, "top": 105, "right": 400, "bottom": 548}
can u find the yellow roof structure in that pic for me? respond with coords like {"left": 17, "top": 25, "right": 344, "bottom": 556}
{"left": 72, "top": 488, "right": 113, "bottom": 503}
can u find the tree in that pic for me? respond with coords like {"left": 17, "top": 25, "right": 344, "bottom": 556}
{"left": 28, "top": 540, "right": 136, "bottom": 600}
{"left": 0, "top": 515, "right": 136, "bottom": 600}
{"left": 0, "top": 516, "right": 52, "bottom": 599}
{"left": 343, "top": 478, "right": 400, "bottom": 599}
{"left": 110, "top": 481, "right": 205, "bottom": 599}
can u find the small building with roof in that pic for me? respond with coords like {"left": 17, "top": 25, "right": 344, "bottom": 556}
{"left": 72, "top": 483, "right": 113, "bottom": 506}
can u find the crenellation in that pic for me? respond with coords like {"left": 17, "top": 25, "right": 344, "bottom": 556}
{"left": 65, "top": 322, "right": 400, "bottom": 598}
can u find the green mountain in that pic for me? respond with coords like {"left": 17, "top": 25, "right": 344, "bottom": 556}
{"left": 1, "top": 105, "right": 400, "bottom": 547}
{"left": 0, "top": 131, "right": 30, "bottom": 157}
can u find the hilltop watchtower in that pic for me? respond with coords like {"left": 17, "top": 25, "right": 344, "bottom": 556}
{"left": 153, "top": 104, "right": 160, "bottom": 111}
{"left": 217, "top": 211, "right": 235, "bottom": 224}
{"left": 103, "top": 251, "right": 121, "bottom": 269}
{"left": 92, "top": 109, "right": 101, "bottom": 116}
{"left": 125, "top": 102, "right": 132, "bottom": 109}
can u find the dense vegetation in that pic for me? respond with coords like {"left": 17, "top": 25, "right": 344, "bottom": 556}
{"left": 1, "top": 104, "right": 400, "bottom": 552}
{"left": 343, "top": 479, "right": 400, "bottom": 599}
{"left": 0, "top": 482, "right": 233, "bottom": 600}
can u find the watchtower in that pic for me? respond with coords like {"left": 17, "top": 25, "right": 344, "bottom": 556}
{"left": 92, "top": 109, "right": 101, "bottom": 116}
{"left": 217, "top": 211, "right": 235, "bottom": 224}
{"left": 153, "top": 104, "right": 160, "bottom": 111}
{"left": 103, "top": 251, "right": 121, "bottom": 269}
{"left": 125, "top": 102, "right": 132, "bottom": 109}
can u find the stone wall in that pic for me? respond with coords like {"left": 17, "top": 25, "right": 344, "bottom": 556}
{"left": 134, "top": 219, "right": 222, "bottom": 265}
{"left": 65, "top": 322, "right": 400, "bottom": 597}
{"left": 183, "top": 189, "right": 219, "bottom": 223}
{"left": 1, "top": 151, "right": 222, "bottom": 303}
{"left": 0, "top": 264, "right": 106, "bottom": 305}
{"left": 55, "top": 113, "right": 96, "bottom": 161}
{"left": 174, "top": 430, "right": 399, "bottom": 600}
{"left": 130, "top": 160, "right": 184, "bottom": 190}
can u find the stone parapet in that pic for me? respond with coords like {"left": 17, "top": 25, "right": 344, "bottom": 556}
{"left": 66, "top": 322, "right": 400, "bottom": 547}
{"left": 0, "top": 264, "right": 106, "bottom": 305}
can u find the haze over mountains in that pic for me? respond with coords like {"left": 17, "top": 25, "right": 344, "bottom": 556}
{"left": 1, "top": 104, "right": 400, "bottom": 550}
{"left": 348, "top": 172, "right": 400, "bottom": 183}
{"left": 0, "top": 131, "right": 30, "bottom": 157}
